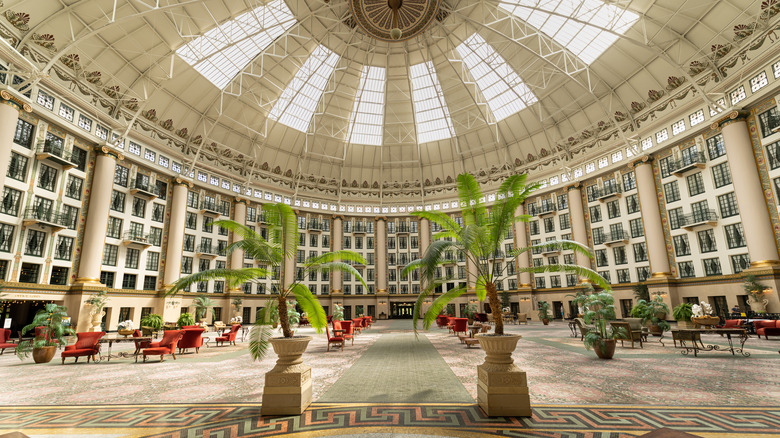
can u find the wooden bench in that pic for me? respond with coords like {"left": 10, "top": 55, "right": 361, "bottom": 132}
{"left": 464, "top": 338, "right": 480, "bottom": 348}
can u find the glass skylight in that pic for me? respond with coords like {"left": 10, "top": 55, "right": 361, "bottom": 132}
{"left": 456, "top": 33, "right": 537, "bottom": 121}
{"left": 409, "top": 61, "right": 456, "bottom": 144}
{"left": 268, "top": 45, "right": 340, "bottom": 133}
{"left": 347, "top": 66, "right": 386, "bottom": 146}
{"left": 176, "top": 0, "right": 296, "bottom": 89}
{"left": 498, "top": 0, "right": 639, "bottom": 65}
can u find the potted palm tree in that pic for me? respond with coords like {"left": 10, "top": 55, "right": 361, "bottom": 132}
{"left": 16, "top": 304, "right": 74, "bottom": 363}
{"left": 403, "top": 173, "right": 608, "bottom": 417}
{"left": 537, "top": 300, "right": 551, "bottom": 324}
{"left": 463, "top": 303, "right": 478, "bottom": 325}
{"left": 743, "top": 275, "right": 770, "bottom": 314}
{"left": 582, "top": 290, "right": 625, "bottom": 359}
{"left": 193, "top": 294, "right": 214, "bottom": 323}
{"left": 166, "top": 202, "right": 365, "bottom": 415}
{"left": 231, "top": 297, "right": 243, "bottom": 319}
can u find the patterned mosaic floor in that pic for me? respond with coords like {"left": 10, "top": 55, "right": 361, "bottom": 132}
{"left": 1, "top": 403, "right": 779, "bottom": 437}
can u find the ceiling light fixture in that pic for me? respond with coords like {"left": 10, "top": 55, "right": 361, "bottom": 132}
{"left": 389, "top": 0, "right": 402, "bottom": 40}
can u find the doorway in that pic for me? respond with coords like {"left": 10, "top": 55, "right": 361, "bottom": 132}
{"left": 391, "top": 302, "right": 414, "bottom": 319}
{"left": 620, "top": 299, "right": 633, "bottom": 318}
{"left": 552, "top": 301, "right": 564, "bottom": 320}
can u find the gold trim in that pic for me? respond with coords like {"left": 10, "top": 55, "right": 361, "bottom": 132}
{"left": 627, "top": 155, "right": 653, "bottom": 169}
{"left": 0, "top": 89, "right": 32, "bottom": 113}
{"left": 565, "top": 182, "right": 582, "bottom": 192}
{"left": 234, "top": 197, "right": 249, "bottom": 205}
{"left": 750, "top": 260, "right": 780, "bottom": 268}
{"left": 173, "top": 177, "right": 192, "bottom": 187}
{"left": 95, "top": 146, "right": 124, "bottom": 161}
{"left": 651, "top": 272, "right": 673, "bottom": 278}
{"left": 375, "top": 216, "right": 387, "bottom": 221}
{"left": 519, "top": 283, "right": 532, "bottom": 288}
{"left": 710, "top": 110, "right": 750, "bottom": 130}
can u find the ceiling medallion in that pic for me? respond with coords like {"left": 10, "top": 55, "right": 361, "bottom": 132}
{"left": 348, "top": 0, "right": 442, "bottom": 42}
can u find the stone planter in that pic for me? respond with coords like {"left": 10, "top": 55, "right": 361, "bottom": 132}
{"left": 747, "top": 296, "right": 769, "bottom": 314}
{"left": 89, "top": 311, "right": 105, "bottom": 332}
{"left": 475, "top": 334, "right": 531, "bottom": 417}
{"left": 594, "top": 339, "right": 616, "bottom": 359}
{"left": 261, "top": 336, "right": 312, "bottom": 416}
{"left": 32, "top": 346, "right": 57, "bottom": 364}
{"left": 692, "top": 316, "right": 720, "bottom": 328}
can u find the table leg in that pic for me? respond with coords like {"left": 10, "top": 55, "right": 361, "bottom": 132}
{"left": 106, "top": 340, "right": 113, "bottom": 362}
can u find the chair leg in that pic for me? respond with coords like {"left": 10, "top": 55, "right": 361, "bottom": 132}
{"left": 87, "top": 355, "right": 90, "bottom": 363}
{"left": 195, "top": 347, "right": 199, "bottom": 353}
{"left": 61, "top": 357, "right": 65, "bottom": 364}
{"left": 75, "top": 357, "right": 78, "bottom": 363}
{"left": 172, "top": 352, "right": 176, "bottom": 360}
{"left": 160, "top": 354, "right": 164, "bottom": 362}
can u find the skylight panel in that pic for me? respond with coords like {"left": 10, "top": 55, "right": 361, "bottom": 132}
{"left": 268, "top": 45, "right": 340, "bottom": 132}
{"left": 456, "top": 33, "right": 537, "bottom": 121}
{"left": 410, "top": 61, "right": 456, "bottom": 144}
{"left": 176, "top": 0, "right": 296, "bottom": 89}
{"left": 498, "top": 0, "right": 639, "bottom": 65}
{"left": 347, "top": 66, "right": 386, "bottom": 146}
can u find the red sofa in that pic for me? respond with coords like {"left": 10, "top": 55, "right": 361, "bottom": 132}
{"left": 61, "top": 331, "right": 105, "bottom": 364}
{"left": 178, "top": 327, "right": 205, "bottom": 354}
{"left": 716, "top": 319, "right": 744, "bottom": 329}
{"left": 140, "top": 330, "right": 184, "bottom": 362}
{"left": 215, "top": 324, "right": 240, "bottom": 346}
{"left": 755, "top": 320, "right": 780, "bottom": 339}
{"left": 0, "top": 328, "right": 18, "bottom": 355}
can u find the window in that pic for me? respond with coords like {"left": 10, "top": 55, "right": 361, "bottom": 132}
{"left": 589, "top": 205, "right": 602, "bottom": 223}
{"left": 175, "top": 0, "right": 296, "bottom": 89}
{"left": 689, "top": 109, "right": 704, "bottom": 126}
{"left": 529, "top": 221, "right": 539, "bottom": 235}
{"left": 203, "top": 217, "right": 213, "bottom": 233}
{"left": 724, "top": 223, "right": 746, "bottom": 249}
{"left": 678, "top": 261, "right": 695, "bottom": 278}
{"left": 49, "top": 266, "right": 68, "bottom": 285}
{"left": 102, "top": 244, "right": 118, "bottom": 266}
{"left": 187, "top": 191, "right": 199, "bottom": 208}
{"left": 347, "top": 65, "right": 386, "bottom": 146}
{"left": 1, "top": 187, "right": 22, "bottom": 216}
{"left": 697, "top": 229, "right": 717, "bottom": 253}
{"left": 592, "top": 227, "right": 605, "bottom": 245}
{"left": 663, "top": 181, "right": 680, "bottom": 203}
{"left": 114, "top": 165, "right": 129, "bottom": 187}
{"left": 616, "top": 269, "right": 630, "bottom": 283}
{"left": 751, "top": 71, "right": 768, "bottom": 92}
{"left": 659, "top": 156, "right": 673, "bottom": 178}
{"left": 606, "top": 200, "right": 620, "bottom": 219}
{"left": 13, "top": 119, "right": 35, "bottom": 148}
{"left": 130, "top": 197, "right": 146, "bottom": 218}
{"left": 7, "top": 152, "right": 28, "bottom": 182}
{"left": 717, "top": 192, "right": 739, "bottom": 218}
{"left": 181, "top": 256, "right": 193, "bottom": 274}
{"left": 668, "top": 207, "right": 684, "bottom": 230}
{"left": 111, "top": 190, "right": 125, "bottom": 212}
{"left": 731, "top": 254, "right": 751, "bottom": 274}
{"left": 146, "top": 252, "right": 160, "bottom": 271}
{"left": 19, "top": 263, "right": 40, "bottom": 283}
{"left": 268, "top": 45, "right": 340, "bottom": 133}
{"left": 152, "top": 204, "right": 165, "bottom": 223}
{"left": 760, "top": 109, "right": 780, "bottom": 139}
{"left": 497, "top": 0, "right": 639, "bottom": 65}
{"left": 78, "top": 114, "right": 92, "bottom": 131}
{"left": 622, "top": 171, "right": 636, "bottom": 191}
{"left": 455, "top": 33, "right": 537, "bottom": 121}
{"left": 557, "top": 194, "right": 568, "bottom": 210}
{"left": 184, "top": 234, "right": 195, "bottom": 252}
{"left": 0, "top": 223, "right": 15, "bottom": 252}
{"left": 559, "top": 213, "right": 570, "bottom": 230}
{"left": 25, "top": 230, "right": 46, "bottom": 257}
{"left": 613, "top": 246, "right": 627, "bottom": 264}
{"left": 636, "top": 266, "right": 650, "bottom": 282}
{"left": 703, "top": 258, "right": 722, "bottom": 276}
{"left": 106, "top": 217, "right": 122, "bottom": 239}
{"left": 535, "top": 277, "right": 546, "bottom": 289}
{"left": 595, "top": 249, "right": 608, "bottom": 267}
{"left": 37, "top": 90, "right": 54, "bottom": 109}
{"left": 95, "top": 124, "right": 108, "bottom": 140}
{"left": 625, "top": 194, "right": 639, "bottom": 214}
{"left": 598, "top": 270, "right": 611, "bottom": 283}
{"left": 673, "top": 234, "right": 690, "bottom": 256}
{"left": 38, "top": 164, "right": 58, "bottom": 191}
{"left": 58, "top": 103, "right": 74, "bottom": 121}
{"left": 122, "top": 274, "right": 137, "bottom": 290}
{"left": 672, "top": 119, "right": 685, "bottom": 135}
{"left": 65, "top": 175, "right": 83, "bottom": 200}
{"left": 409, "top": 61, "right": 456, "bottom": 143}
{"left": 730, "top": 86, "right": 746, "bottom": 105}
{"left": 101, "top": 271, "right": 116, "bottom": 288}
{"left": 774, "top": 60, "right": 780, "bottom": 78}
{"left": 586, "top": 184, "right": 598, "bottom": 202}
{"left": 629, "top": 218, "right": 644, "bottom": 238}
{"left": 686, "top": 173, "right": 705, "bottom": 197}
{"left": 125, "top": 248, "right": 140, "bottom": 269}
{"left": 712, "top": 162, "right": 731, "bottom": 188}
{"left": 185, "top": 212, "right": 197, "bottom": 229}
{"left": 767, "top": 140, "right": 780, "bottom": 169}
{"left": 61, "top": 205, "right": 78, "bottom": 230}
{"left": 656, "top": 129, "right": 668, "bottom": 143}
{"left": 143, "top": 276, "right": 157, "bottom": 290}
{"left": 633, "top": 242, "right": 648, "bottom": 262}
{"left": 543, "top": 217, "right": 555, "bottom": 233}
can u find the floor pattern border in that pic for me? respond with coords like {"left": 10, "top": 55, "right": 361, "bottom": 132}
{"left": 0, "top": 403, "right": 778, "bottom": 438}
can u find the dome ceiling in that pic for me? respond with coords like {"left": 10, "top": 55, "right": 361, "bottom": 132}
{"left": 1, "top": 0, "right": 778, "bottom": 201}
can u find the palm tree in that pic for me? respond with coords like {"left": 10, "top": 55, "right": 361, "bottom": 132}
{"left": 166, "top": 202, "right": 366, "bottom": 360}
{"left": 193, "top": 294, "right": 214, "bottom": 321}
{"left": 403, "top": 173, "right": 609, "bottom": 336}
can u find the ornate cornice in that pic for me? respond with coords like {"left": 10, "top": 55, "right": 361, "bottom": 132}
{"left": 0, "top": 88, "right": 32, "bottom": 113}
{"left": 710, "top": 110, "right": 751, "bottom": 129}
{"left": 95, "top": 145, "right": 124, "bottom": 161}
{"left": 627, "top": 155, "right": 653, "bottom": 169}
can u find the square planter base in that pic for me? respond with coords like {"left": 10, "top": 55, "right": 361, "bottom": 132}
{"left": 261, "top": 365, "right": 312, "bottom": 416}
{"left": 477, "top": 364, "right": 532, "bottom": 417}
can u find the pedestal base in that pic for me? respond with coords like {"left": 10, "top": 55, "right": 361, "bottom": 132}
{"left": 477, "top": 364, "right": 531, "bottom": 417}
{"left": 261, "top": 365, "right": 312, "bottom": 416}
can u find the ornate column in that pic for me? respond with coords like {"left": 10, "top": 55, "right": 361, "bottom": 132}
{"left": 229, "top": 198, "right": 248, "bottom": 291}
{"left": 75, "top": 147, "right": 122, "bottom": 285}
{"left": 717, "top": 112, "right": 780, "bottom": 267}
{"left": 632, "top": 157, "right": 672, "bottom": 278}
{"left": 566, "top": 184, "right": 592, "bottom": 272}
{"left": 331, "top": 215, "right": 344, "bottom": 294}
{"left": 0, "top": 89, "right": 32, "bottom": 189}
{"left": 418, "top": 217, "right": 430, "bottom": 256}
{"left": 513, "top": 205, "right": 533, "bottom": 317}
{"left": 162, "top": 179, "right": 190, "bottom": 289}
{"left": 375, "top": 216, "right": 387, "bottom": 294}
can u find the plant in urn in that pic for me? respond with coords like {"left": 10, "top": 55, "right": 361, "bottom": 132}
{"left": 85, "top": 291, "right": 108, "bottom": 332}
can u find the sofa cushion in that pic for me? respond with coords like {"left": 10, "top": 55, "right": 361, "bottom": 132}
{"left": 754, "top": 320, "right": 776, "bottom": 330}
{"left": 61, "top": 348, "right": 97, "bottom": 357}
{"left": 143, "top": 347, "right": 172, "bottom": 355}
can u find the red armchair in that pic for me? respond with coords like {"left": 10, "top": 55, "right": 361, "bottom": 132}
{"left": 215, "top": 324, "right": 240, "bottom": 346}
{"left": 61, "top": 331, "right": 105, "bottom": 364}
{"left": 325, "top": 324, "right": 344, "bottom": 352}
{"left": 0, "top": 328, "right": 18, "bottom": 355}
{"left": 365, "top": 316, "right": 373, "bottom": 328}
{"left": 334, "top": 320, "right": 354, "bottom": 346}
{"left": 140, "top": 330, "right": 184, "bottom": 362}
{"left": 436, "top": 315, "right": 448, "bottom": 328}
{"left": 178, "top": 327, "right": 205, "bottom": 354}
{"left": 132, "top": 329, "right": 151, "bottom": 355}
{"left": 446, "top": 317, "right": 456, "bottom": 333}
{"left": 716, "top": 319, "right": 744, "bottom": 329}
{"left": 361, "top": 317, "right": 370, "bottom": 329}
{"left": 352, "top": 318, "right": 364, "bottom": 335}
{"left": 452, "top": 318, "right": 468, "bottom": 336}
{"left": 755, "top": 320, "right": 780, "bottom": 339}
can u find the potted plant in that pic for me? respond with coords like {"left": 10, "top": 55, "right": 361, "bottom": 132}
{"left": 566, "top": 283, "right": 593, "bottom": 317}
{"left": 85, "top": 290, "right": 109, "bottom": 332}
{"left": 177, "top": 312, "right": 195, "bottom": 328}
{"left": 537, "top": 301, "right": 551, "bottom": 325}
{"left": 332, "top": 303, "right": 344, "bottom": 321}
{"left": 743, "top": 275, "right": 770, "bottom": 314}
{"left": 633, "top": 283, "right": 650, "bottom": 302}
{"left": 193, "top": 294, "right": 214, "bottom": 322}
{"left": 166, "top": 202, "right": 366, "bottom": 415}
{"left": 582, "top": 290, "right": 625, "bottom": 359}
{"left": 15, "top": 304, "right": 75, "bottom": 363}
{"left": 635, "top": 294, "right": 670, "bottom": 336}
{"left": 672, "top": 303, "right": 694, "bottom": 329}
{"left": 117, "top": 320, "right": 135, "bottom": 336}
{"left": 463, "top": 303, "right": 478, "bottom": 325}
{"left": 691, "top": 301, "right": 719, "bottom": 327}
{"left": 231, "top": 297, "right": 243, "bottom": 318}
{"left": 402, "top": 173, "right": 608, "bottom": 417}
{"left": 140, "top": 313, "right": 163, "bottom": 336}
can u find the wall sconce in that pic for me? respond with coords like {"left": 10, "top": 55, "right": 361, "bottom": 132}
{"left": 379, "top": 300, "right": 386, "bottom": 305}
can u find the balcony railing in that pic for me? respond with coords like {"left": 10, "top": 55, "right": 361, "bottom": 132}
{"left": 669, "top": 152, "right": 707, "bottom": 176}
{"left": 604, "top": 230, "right": 629, "bottom": 246}
{"left": 200, "top": 201, "right": 221, "bottom": 217}
{"left": 129, "top": 179, "right": 159, "bottom": 198}
{"left": 538, "top": 203, "right": 557, "bottom": 216}
{"left": 197, "top": 244, "right": 220, "bottom": 257}
{"left": 396, "top": 224, "right": 412, "bottom": 233}
{"left": 35, "top": 141, "right": 79, "bottom": 169}
{"left": 681, "top": 209, "right": 718, "bottom": 229}
{"left": 352, "top": 223, "right": 370, "bottom": 233}
{"left": 23, "top": 207, "right": 70, "bottom": 231}
{"left": 308, "top": 221, "right": 326, "bottom": 231}
{"left": 122, "top": 231, "right": 152, "bottom": 248}
{"left": 596, "top": 183, "right": 623, "bottom": 201}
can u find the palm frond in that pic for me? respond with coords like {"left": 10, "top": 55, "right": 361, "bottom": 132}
{"left": 518, "top": 264, "right": 610, "bottom": 290}
{"left": 511, "top": 239, "right": 593, "bottom": 259}
{"left": 249, "top": 299, "right": 278, "bottom": 361}
{"left": 305, "top": 250, "right": 367, "bottom": 267}
{"left": 289, "top": 284, "right": 327, "bottom": 334}
{"left": 263, "top": 203, "right": 298, "bottom": 261}
{"left": 457, "top": 173, "right": 487, "bottom": 226}
{"left": 410, "top": 211, "right": 461, "bottom": 234}
{"left": 422, "top": 285, "right": 468, "bottom": 331}
{"left": 225, "top": 237, "right": 281, "bottom": 265}
{"left": 166, "top": 267, "right": 269, "bottom": 296}
{"left": 475, "top": 275, "right": 488, "bottom": 301}
{"left": 315, "top": 261, "right": 368, "bottom": 289}
{"left": 406, "top": 239, "right": 456, "bottom": 284}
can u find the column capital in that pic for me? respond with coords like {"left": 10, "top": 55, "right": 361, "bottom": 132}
{"left": 375, "top": 216, "right": 387, "bottom": 222}
{"left": 95, "top": 145, "right": 124, "bottom": 161}
{"left": 627, "top": 155, "right": 654, "bottom": 169}
{"left": 565, "top": 182, "right": 582, "bottom": 192}
{"left": 710, "top": 110, "right": 751, "bottom": 130}
{"left": 233, "top": 196, "right": 249, "bottom": 205}
{"left": 332, "top": 214, "right": 345, "bottom": 221}
{"left": 0, "top": 88, "right": 32, "bottom": 113}
{"left": 172, "top": 177, "right": 192, "bottom": 188}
